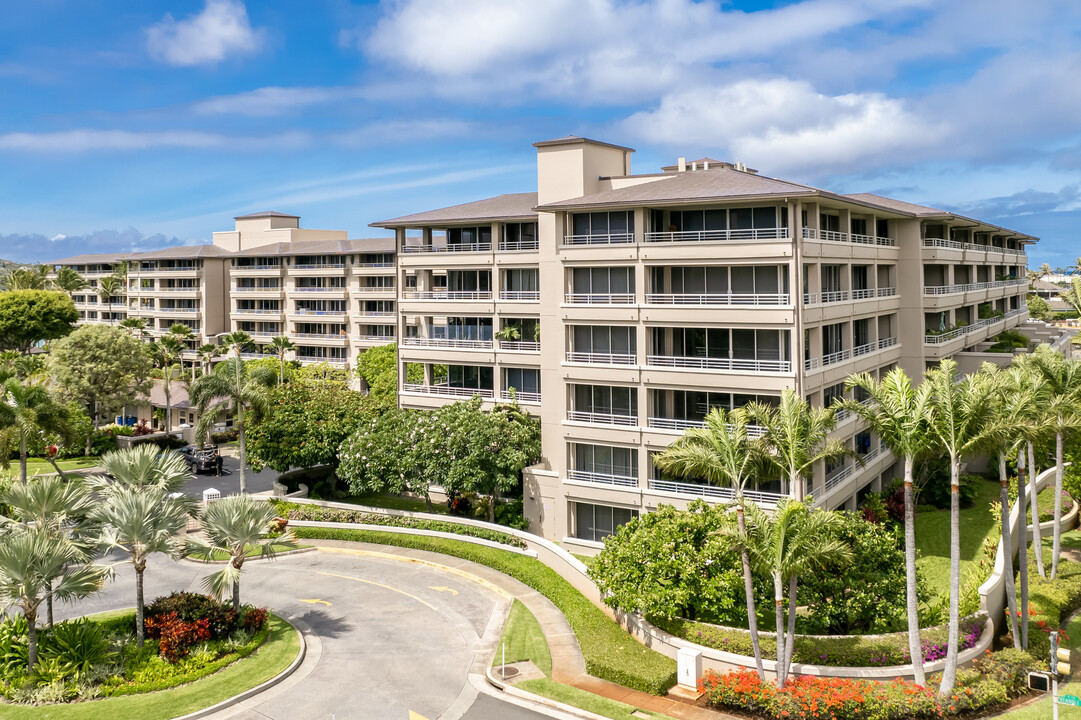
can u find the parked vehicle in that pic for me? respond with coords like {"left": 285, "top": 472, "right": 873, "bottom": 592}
{"left": 177, "top": 445, "right": 219, "bottom": 474}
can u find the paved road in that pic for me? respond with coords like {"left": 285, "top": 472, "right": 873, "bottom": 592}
{"left": 181, "top": 453, "right": 279, "bottom": 498}
{"left": 65, "top": 548, "right": 555, "bottom": 720}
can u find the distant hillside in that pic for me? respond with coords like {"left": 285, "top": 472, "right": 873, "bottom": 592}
{"left": 0, "top": 258, "right": 20, "bottom": 273}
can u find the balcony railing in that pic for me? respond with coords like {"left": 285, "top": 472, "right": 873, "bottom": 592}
{"left": 499, "top": 390, "right": 541, "bottom": 404}
{"left": 402, "top": 383, "right": 494, "bottom": 399}
{"left": 562, "top": 233, "right": 634, "bottom": 246}
{"left": 878, "top": 287, "right": 897, "bottom": 297}
{"left": 923, "top": 314, "right": 1018, "bottom": 344}
{"left": 293, "top": 287, "right": 347, "bottom": 293}
{"left": 293, "top": 263, "right": 345, "bottom": 269}
{"left": 566, "top": 351, "right": 637, "bottom": 365}
{"left": 646, "top": 292, "right": 790, "bottom": 306}
{"left": 232, "top": 264, "right": 281, "bottom": 271}
{"left": 822, "top": 348, "right": 852, "bottom": 366}
{"left": 293, "top": 333, "right": 348, "bottom": 341}
{"left": 923, "top": 279, "right": 1025, "bottom": 295}
{"left": 564, "top": 293, "right": 635, "bottom": 304}
{"left": 647, "top": 417, "right": 766, "bottom": 437}
{"left": 353, "top": 334, "right": 395, "bottom": 342}
{"left": 232, "top": 287, "right": 282, "bottom": 292}
{"left": 292, "top": 309, "right": 346, "bottom": 316}
{"left": 401, "top": 337, "right": 493, "bottom": 350}
{"left": 922, "top": 237, "right": 963, "bottom": 250}
{"left": 401, "top": 243, "right": 492, "bottom": 253}
{"left": 499, "top": 340, "right": 540, "bottom": 352}
{"left": 878, "top": 336, "right": 898, "bottom": 350}
{"left": 233, "top": 308, "right": 282, "bottom": 315}
{"left": 402, "top": 291, "right": 493, "bottom": 301}
{"left": 803, "top": 228, "right": 895, "bottom": 246}
{"left": 647, "top": 479, "right": 784, "bottom": 504}
{"left": 158, "top": 307, "right": 199, "bottom": 313}
{"left": 646, "top": 355, "right": 791, "bottom": 373}
{"left": 850, "top": 288, "right": 876, "bottom": 300}
{"left": 355, "top": 262, "right": 394, "bottom": 268}
{"left": 566, "top": 411, "right": 637, "bottom": 427}
{"left": 922, "top": 237, "right": 1026, "bottom": 256}
{"left": 356, "top": 311, "right": 396, "bottom": 317}
{"left": 499, "top": 290, "right": 540, "bottom": 301}
{"left": 645, "top": 227, "right": 789, "bottom": 243}
{"left": 499, "top": 240, "right": 539, "bottom": 251}
{"left": 297, "top": 357, "right": 347, "bottom": 366}
{"left": 355, "top": 286, "right": 396, "bottom": 293}
{"left": 567, "top": 470, "right": 638, "bottom": 488}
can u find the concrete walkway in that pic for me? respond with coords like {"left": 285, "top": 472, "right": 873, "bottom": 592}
{"left": 305, "top": 539, "right": 733, "bottom": 719}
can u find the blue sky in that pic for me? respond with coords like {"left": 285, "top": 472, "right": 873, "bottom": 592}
{"left": 1, "top": 0, "right": 1079, "bottom": 266}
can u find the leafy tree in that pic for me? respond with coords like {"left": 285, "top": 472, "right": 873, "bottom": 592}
{"left": 48, "top": 325, "right": 153, "bottom": 453}
{"left": 191, "top": 356, "right": 277, "bottom": 494}
{"left": 188, "top": 495, "right": 296, "bottom": 611}
{"left": 339, "top": 408, "right": 428, "bottom": 502}
{"left": 149, "top": 337, "right": 184, "bottom": 433}
{"left": 1026, "top": 293, "right": 1052, "bottom": 321}
{"left": 0, "top": 378, "right": 70, "bottom": 484}
{"left": 356, "top": 343, "right": 421, "bottom": 408}
{"left": 589, "top": 502, "right": 742, "bottom": 623}
{"left": 0, "top": 290, "right": 78, "bottom": 352}
{"left": 841, "top": 368, "right": 935, "bottom": 685}
{"left": 51, "top": 267, "right": 87, "bottom": 297}
{"left": 264, "top": 336, "right": 295, "bottom": 384}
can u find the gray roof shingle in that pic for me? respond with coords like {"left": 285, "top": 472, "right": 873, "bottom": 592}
{"left": 372, "top": 192, "right": 538, "bottom": 227}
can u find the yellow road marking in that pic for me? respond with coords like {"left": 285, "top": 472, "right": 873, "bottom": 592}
{"left": 408, "top": 711, "right": 430, "bottom": 720}
{"left": 429, "top": 586, "right": 459, "bottom": 596}
{"left": 298, "top": 598, "right": 331, "bottom": 607}
{"left": 317, "top": 571, "right": 438, "bottom": 611}
{"left": 315, "top": 546, "right": 513, "bottom": 599}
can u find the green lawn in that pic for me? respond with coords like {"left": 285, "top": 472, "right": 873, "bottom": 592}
{"left": 14, "top": 456, "right": 100, "bottom": 477}
{"left": 1000, "top": 611, "right": 1081, "bottom": 718}
{"left": 0, "top": 614, "right": 299, "bottom": 720}
{"left": 188, "top": 542, "right": 309, "bottom": 562}
{"left": 915, "top": 478, "right": 1002, "bottom": 600}
{"left": 335, "top": 492, "right": 450, "bottom": 515}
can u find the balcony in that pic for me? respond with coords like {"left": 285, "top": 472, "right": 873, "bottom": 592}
{"left": 499, "top": 239, "right": 539, "bottom": 252}
{"left": 233, "top": 308, "right": 282, "bottom": 316}
{"left": 566, "top": 411, "right": 637, "bottom": 427}
{"left": 356, "top": 311, "right": 396, "bottom": 318}
{"left": 291, "top": 287, "right": 347, "bottom": 294}
{"left": 232, "top": 286, "right": 282, "bottom": 293}
{"left": 562, "top": 233, "right": 634, "bottom": 246}
{"left": 803, "top": 228, "right": 894, "bottom": 246}
{"left": 646, "top": 355, "right": 791, "bottom": 373}
{"left": 401, "top": 337, "right": 493, "bottom": 350}
{"left": 647, "top": 479, "right": 784, "bottom": 504}
{"left": 401, "top": 242, "right": 491, "bottom": 253}
{"left": 647, "top": 417, "right": 766, "bottom": 437}
{"left": 297, "top": 357, "right": 347, "bottom": 366}
{"left": 353, "top": 334, "right": 395, "bottom": 342}
{"left": 402, "top": 291, "right": 493, "bottom": 301}
{"left": 354, "top": 262, "right": 394, "bottom": 268}
{"left": 157, "top": 307, "right": 200, "bottom": 314}
{"left": 923, "top": 279, "right": 1026, "bottom": 295}
{"left": 921, "top": 238, "right": 1026, "bottom": 256}
{"left": 402, "top": 383, "right": 494, "bottom": 399}
{"left": 924, "top": 310, "right": 1024, "bottom": 344}
{"left": 231, "top": 265, "right": 283, "bottom": 274}
{"left": 567, "top": 470, "right": 638, "bottom": 488}
{"left": 646, "top": 292, "right": 790, "bottom": 306}
{"left": 499, "top": 290, "right": 540, "bottom": 301}
{"left": 292, "top": 333, "right": 348, "bottom": 341}
{"left": 499, "top": 340, "right": 540, "bottom": 352}
{"left": 825, "top": 443, "right": 887, "bottom": 496}
{"left": 644, "top": 228, "right": 789, "bottom": 243}
{"left": 499, "top": 390, "right": 541, "bottom": 404}
{"left": 292, "top": 309, "right": 347, "bottom": 318}
{"left": 804, "top": 290, "right": 848, "bottom": 304}
{"left": 566, "top": 351, "right": 637, "bottom": 365}
{"left": 293, "top": 263, "right": 345, "bottom": 270}
{"left": 564, "top": 293, "right": 635, "bottom": 304}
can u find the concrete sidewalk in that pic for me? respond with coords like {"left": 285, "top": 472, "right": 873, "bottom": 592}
{"left": 304, "top": 539, "right": 733, "bottom": 720}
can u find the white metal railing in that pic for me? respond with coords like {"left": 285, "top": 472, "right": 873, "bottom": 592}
{"left": 851, "top": 288, "right": 876, "bottom": 300}
{"left": 824, "top": 464, "right": 856, "bottom": 493}
{"left": 402, "top": 383, "right": 494, "bottom": 399}
{"left": 354, "top": 286, "right": 395, "bottom": 293}
{"left": 355, "top": 262, "right": 394, "bottom": 268}
{"left": 852, "top": 342, "right": 877, "bottom": 357}
{"left": 249, "top": 331, "right": 277, "bottom": 337}
{"left": 564, "top": 293, "right": 635, "bottom": 304}
{"left": 566, "top": 411, "right": 637, "bottom": 426}
{"left": 293, "top": 264, "right": 345, "bottom": 269}
{"left": 879, "top": 336, "right": 898, "bottom": 350}
{"left": 803, "top": 228, "right": 894, "bottom": 246}
{"left": 293, "top": 287, "right": 347, "bottom": 293}
{"left": 562, "top": 233, "right": 634, "bottom": 245}
{"left": 821, "top": 290, "right": 848, "bottom": 303}
{"left": 234, "top": 308, "right": 282, "bottom": 315}
{"left": 354, "top": 335, "right": 394, "bottom": 342}
{"left": 646, "top": 355, "right": 791, "bottom": 373}
{"left": 499, "top": 291, "right": 540, "bottom": 301}
{"left": 647, "top": 417, "right": 766, "bottom": 437}
{"left": 925, "top": 327, "right": 966, "bottom": 344}
{"left": 402, "top": 291, "right": 493, "bottom": 301}
{"left": 356, "top": 311, "right": 396, "bottom": 317}
{"left": 850, "top": 233, "right": 877, "bottom": 245}
{"left": 803, "top": 292, "right": 817, "bottom": 305}
{"left": 401, "top": 337, "right": 493, "bottom": 349}
{"left": 923, "top": 237, "right": 963, "bottom": 250}
{"left": 646, "top": 292, "right": 790, "bottom": 306}
{"left": 499, "top": 240, "right": 539, "bottom": 251}
{"left": 924, "top": 279, "right": 1026, "bottom": 295}
{"left": 647, "top": 479, "right": 784, "bottom": 504}
{"left": 232, "top": 264, "right": 281, "bottom": 271}
{"left": 158, "top": 307, "right": 199, "bottom": 313}
{"left": 293, "top": 309, "right": 346, "bottom": 316}
{"left": 232, "top": 286, "right": 282, "bottom": 292}
{"left": 566, "top": 351, "right": 637, "bottom": 365}
{"left": 401, "top": 242, "right": 492, "bottom": 253}
{"left": 499, "top": 340, "right": 540, "bottom": 352}
{"left": 297, "top": 357, "right": 347, "bottom": 366}
{"left": 644, "top": 227, "right": 789, "bottom": 243}
{"left": 804, "top": 357, "right": 820, "bottom": 371}
{"left": 878, "top": 287, "right": 897, "bottom": 297}
{"left": 1006, "top": 307, "right": 1028, "bottom": 318}
{"left": 568, "top": 470, "right": 638, "bottom": 488}
{"left": 822, "top": 348, "right": 851, "bottom": 366}
{"left": 293, "top": 333, "right": 347, "bottom": 341}
{"left": 499, "top": 390, "right": 541, "bottom": 404}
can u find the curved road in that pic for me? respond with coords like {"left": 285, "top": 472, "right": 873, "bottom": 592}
{"left": 61, "top": 548, "right": 556, "bottom": 720}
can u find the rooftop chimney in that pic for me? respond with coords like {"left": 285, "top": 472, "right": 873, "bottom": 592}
{"left": 677, "top": 157, "right": 687, "bottom": 172}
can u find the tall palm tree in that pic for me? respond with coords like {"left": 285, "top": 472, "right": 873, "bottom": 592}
{"left": 0, "top": 378, "right": 70, "bottom": 484}
{"left": 1035, "top": 262, "right": 1054, "bottom": 280}
{"left": 745, "top": 500, "right": 850, "bottom": 685}
{"left": 841, "top": 368, "right": 935, "bottom": 685}
{"left": 96, "top": 275, "right": 124, "bottom": 323}
{"left": 150, "top": 336, "right": 184, "bottom": 433}
{"left": 188, "top": 495, "right": 296, "bottom": 611}
{"left": 196, "top": 343, "right": 221, "bottom": 377}
{"left": 93, "top": 485, "right": 188, "bottom": 646}
{"left": 653, "top": 407, "right": 767, "bottom": 680}
{"left": 264, "top": 335, "right": 296, "bottom": 384}
{"left": 219, "top": 330, "right": 254, "bottom": 359}
{"left": 120, "top": 317, "right": 149, "bottom": 339}
{"left": 89, "top": 443, "right": 194, "bottom": 508}
{"left": 1068, "top": 257, "right": 1081, "bottom": 276}
{"left": 747, "top": 389, "right": 852, "bottom": 500}
{"left": 50, "top": 267, "right": 87, "bottom": 297}
{"left": 5, "top": 265, "right": 50, "bottom": 291}
{"left": 924, "top": 359, "right": 998, "bottom": 695}
{"left": 1059, "top": 277, "right": 1081, "bottom": 316}
{"left": 190, "top": 355, "right": 277, "bottom": 494}
{"left": 0, "top": 525, "right": 104, "bottom": 672}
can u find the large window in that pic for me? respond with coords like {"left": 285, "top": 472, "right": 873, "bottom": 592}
{"left": 573, "top": 444, "right": 637, "bottom": 480}
{"left": 570, "top": 267, "right": 635, "bottom": 295}
{"left": 503, "top": 223, "right": 537, "bottom": 248}
{"left": 447, "top": 270, "right": 491, "bottom": 293}
{"left": 446, "top": 226, "right": 492, "bottom": 248}
{"left": 571, "top": 211, "right": 634, "bottom": 237}
{"left": 571, "top": 326, "right": 636, "bottom": 356}
{"left": 442, "top": 317, "right": 492, "bottom": 341}
{"left": 448, "top": 365, "right": 493, "bottom": 390}
{"left": 572, "top": 384, "right": 637, "bottom": 419}
{"left": 573, "top": 502, "right": 637, "bottom": 543}
{"left": 651, "top": 327, "right": 789, "bottom": 361}
{"left": 503, "top": 268, "right": 538, "bottom": 293}
{"left": 504, "top": 367, "right": 539, "bottom": 395}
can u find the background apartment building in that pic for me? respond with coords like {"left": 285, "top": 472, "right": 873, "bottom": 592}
{"left": 376, "top": 136, "right": 1042, "bottom": 553}
{"left": 52, "top": 211, "right": 396, "bottom": 368}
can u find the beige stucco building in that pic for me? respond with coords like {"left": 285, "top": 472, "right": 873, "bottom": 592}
{"left": 375, "top": 135, "right": 1051, "bottom": 552}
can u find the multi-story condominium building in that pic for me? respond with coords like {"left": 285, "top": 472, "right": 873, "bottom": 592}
{"left": 375, "top": 135, "right": 1037, "bottom": 553}
{"left": 51, "top": 211, "right": 396, "bottom": 367}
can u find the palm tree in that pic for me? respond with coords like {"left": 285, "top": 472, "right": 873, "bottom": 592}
{"left": 5, "top": 265, "right": 50, "bottom": 291}
{"left": 150, "top": 337, "right": 184, "bottom": 433}
{"left": 264, "top": 336, "right": 296, "bottom": 384}
{"left": 924, "top": 359, "right": 998, "bottom": 695}
{"left": 0, "top": 378, "right": 70, "bottom": 484}
{"left": 747, "top": 389, "right": 853, "bottom": 500}
{"left": 196, "top": 343, "right": 221, "bottom": 377}
{"left": 96, "top": 275, "right": 124, "bottom": 323}
{"left": 120, "top": 317, "right": 149, "bottom": 339}
{"left": 841, "top": 368, "right": 935, "bottom": 685}
{"left": 1059, "top": 277, "right": 1081, "bottom": 316}
{"left": 188, "top": 495, "right": 296, "bottom": 611}
{"left": 51, "top": 267, "right": 87, "bottom": 297}
{"left": 93, "top": 485, "right": 188, "bottom": 646}
{"left": 1035, "top": 262, "right": 1054, "bottom": 280}
{"left": 91, "top": 443, "right": 192, "bottom": 495}
{"left": 1068, "top": 257, "right": 1081, "bottom": 276}
{"left": 219, "top": 330, "right": 254, "bottom": 359}
{"left": 0, "top": 525, "right": 104, "bottom": 672}
{"left": 653, "top": 407, "right": 767, "bottom": 680}
{"left": 745, "top": 500, "right": 850, "bottom": 685}
{"left": 190, "top": 355, "right": 277, "bottom": 494}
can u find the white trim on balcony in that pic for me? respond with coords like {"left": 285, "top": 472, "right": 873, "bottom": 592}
{"left": 498, "top": 340, "right": 540, "bottom": 352}
{"left": 566, "top": 351, "right": 637, "bottom": 365}
{"left": 647, "top": 479, "right": 784, "bottom": 505}
{"left": 499, "top": 240, "right": 539, "bottom": 252}
{"left": 402, "top": 383, "right": 494, "bottom": 399}
{"left": 401, "top": 242, "right": 492, "bottom": 253}
{"left": 562, "top": 233, "right": 634, "bottom": 246}
{"left": 499, "top": 390, "right": 541, "bottom": 404}
{"left": 646, "top": 355, "right": 791, "bottom": 373}
{"left": 645, "top": 227, "right": 789, "bottom": 243}
{"left": 803, "top": 228, "right": 895, "bottom": 246}
{"left": 566, "top": 411, "right": 637, "bottom": 427}
{"left": 402, "top": 291, "right": 493, "bottom": 301}
{"left": 645, "top": 292, "right": 790, "bottom": 306}
{"left": 646, "top": 417, "right": 766, "bottom": 437}
{"left": 401, "top": 337, "right": 493, "bottom": 350}
{"left": 924, "top": 309, "right": 1025, "bottom": 344}
{"left": 567, "top": 470, "right": 638, "bottom": 488}
{"left": 499, "top": 291, "right": 540, "bottom": 301}
{"left": 564, "top": 293, "right": 635, "bottom": 304}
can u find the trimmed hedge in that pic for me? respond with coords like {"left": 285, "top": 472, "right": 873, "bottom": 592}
{"left": 291, "top": 527, "right": 677, "bottom": 694}
{"left": 1020, "top": 547, "right": 1081, "bottom": 663}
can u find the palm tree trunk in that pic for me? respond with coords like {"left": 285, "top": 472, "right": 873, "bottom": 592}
{"left": 785, "top": 575, "right": 797, "bottom": 683}
{"left": 1017, "top": 445, "right": 1030, "bottom": 649}
{"left": 46, "top": 581, "right": 54, "bottom": 627}
{"left": 232, "top": 578, "right": 241, "bottom": 613}
{"left": 136, "top": 562, "right": 146, "bottom": 647}
{"left": 773, "top": 573, "right": 786, "bottom": 687}
{"left": 26, "top": 609, "right": 37, "bottom": 672}
{"left": 85, "top": 401, "right": 95, "bottom": 456}
{"left": 903, "top": 456, "right": 925, "bottom": 685}
{"left": 998, "top": 453, "right": 1019, "bottom": 648}
{"left": 736, "top": 505, "right": 765, "bottom": 681}
{"left": 940, "top": 456, "right": 961, "bottom": 696}
{"left": 279, "top": 355, "right": 285, "bottom": 385}
{"left": 164, "top": 382, "right": 171, "bottom": 433}
{"left": 1052, "top": 429, "right": 1064, "bottom": 579}
{"left": 238, "top": 409, "right": 248, "bottom": 495}
{"left": 19, "top": 433, "right": 27, "bottom": 485}
{"left": 1029, "top": 441, "right": 1045, "bottom": 577}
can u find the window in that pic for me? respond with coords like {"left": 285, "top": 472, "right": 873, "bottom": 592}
{"left": 822, "top": 323, "right": 845, "bottom": 355}
{"left": 573, "top": 444, "right": 637, "bottom": 480}
{"left": 730, "top": 207, "right": 778, "bottom": 229}
{"left": 668, "top": 209, "right": 727, "bottom": 232}
{"left": 570, "top": 267, "right": 635, "bottom": 295}
{"left": 503, "top": 223, "right": 537, "bottom": 247}
{"left": 504, "top": 367, "right": 539, "bottom": 395}
{"left": 503, "top": 268, "right": 538, "bottom": 292}
{"left": 823, "top": 383, "right": 845, "bottom": 407}
{"left": 448, "top": 270, "right": 491, "bottom": 292}
{"left": 571, "top": 211, "right": 634, "bottom": 238}
{"left": 821, "top": 265, "right": 843, "bottom": 292}
{"left": 572, "top": 326, "right": 636, "bottom": 356}
{"left": 448, "top": 365, "right": 493, "bottom": 390}
{"left": 851, "top": 218, "right": 867, "bottom": 236}
{"left": 572, "top": 384, "right": 637, "bottom": 418}
{"left": 446, "top": 226, "right": 492, "bottom": 247}
{"left": 445, "top": 317, "right": 493, "bottom": 341}
{"left": 573, "top": 502, "right": 637, "bottom": 542}
{"left": 820, "top": 214, "right": 841, "bottom": 232}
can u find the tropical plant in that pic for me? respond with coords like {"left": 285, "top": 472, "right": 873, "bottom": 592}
{"left": 5, "top": 265, "right": 49, "bottom": 291}
{"left": 653, "top": 407, "right": 767, "bottom": 680}
{"left": 0, "top": 290, "right": 79, "bottom": 353}
{"left": 119, "top": 317, "right": 149, "bottom": 338}
{"left": 264, "top": 336, "right": 295, "bottom": 384}
{"left": 494, "top": 324, "right": 521, "bottom": 341}
{"left": 188, "top": 495, "right": 296, "bottom": 611}
{"left": 0, "top": 377, "right": 70, "bottom": 484}
{"left": 50, "top": 267, "right": 87, "bottom": 297}
{"left": 1060, "top": 277, "right": 1081, "bottom": 317}
{"left": 92, "top": 443, "right": 192, "bottom": 495}
{"left": 841, "top": 368, "right": 935, "bottom": 685}
{"left": 190, "top": 351, "right": 277, "bottom": 495}
{"left": 924, "top": 358, "right": 998, "bottom": 695}
{"left": 95, "top": 275, "right": 123, "bottom": 321}
{"left": 1026, "top": 293, "right": 1053, "bottom": 321}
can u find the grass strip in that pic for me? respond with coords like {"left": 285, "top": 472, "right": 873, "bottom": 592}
{"left": 493, "top": 599, "right": 552, "bottom": 676}
{"left": 517, "top": 678, "right": 674, "bottom": 720}
{"left": 292, "top": 527, "right": 677, "bottom": 694}
{"left": 187, "top": 542, "right": 310, "bottom": 562}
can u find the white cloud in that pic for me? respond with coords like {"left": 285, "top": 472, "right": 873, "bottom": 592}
{"left": 0, "top": 129, "right": 308, "bottom": 153}
{"left": 146, "top": 0, "right": 263, "bottom": 67}
{"left": 191, "top": 86, "right": 363, "bottom": 116}
{"left": 619, "top": 78, "right": 945, "bottom": 177}
{"left": 333, "top": 119, "right": 476, "bottom": 147}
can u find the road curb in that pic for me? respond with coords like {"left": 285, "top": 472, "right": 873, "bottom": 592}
{"left": 484, "top": 665, "right": 614, "bottom": 720}
{"left": 180, "top": 546, "right": 318, "bottom": 565}
{"left": 173, "top": 614, "right": 308, "bottom": 720}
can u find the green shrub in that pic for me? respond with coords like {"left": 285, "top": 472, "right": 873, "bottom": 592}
{"left": 211, "top": 428, "right": 239, "bottom": 444}
{"left": 291, "top": 527, "right": 677, "bottom": 694}
{"left": 40, "top": 619, "right": 116, "bottom": 680}
{"left": 1021, "top": 549, "right": 1081, "bottom": 663}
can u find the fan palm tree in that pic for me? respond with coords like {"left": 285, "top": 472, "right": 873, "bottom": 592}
{"left": 264, "top": 335, "right": 296, "bottom": 384}
{"left": 653, "top": 407, "right": 767, "bottom": 680}
{"left": 0, "top": 377, "right": 70, "bottom": 485}
{"left": 188, "top": 495, "right": 296, "bottom": 611}
{"left": 190, "top": 355, "right": 276, "bottom": 494}
{"left": 93, "top": 485, "right": 188, "bottom": 646}
{"left": 91, "top": 443, "right": 192, "bottom": 496}
{"left": 120, "top": 317, "right": 149, "bottom": 339}
{"left": 924, "top": 359, "right": 998, "bottom": 695}
{"left": 841, "top": 368, "right": 935, "bottom": 684}
{"left": 50, "top": 267, "right": 87, "bottom": 297}
{"left": 219, "top": 330, "right": 254, "bottom": 359}
{"left": 746, "top": 389, "right": 853, "bottom": 500}
{"left": 744, "top": 500, "right": 850, "bottom": 685}
{"left": 0, "top": 525, "right": 104, "bottom": 672}
{"left": 96, "top": 275, "right": 124, "bottom": 323}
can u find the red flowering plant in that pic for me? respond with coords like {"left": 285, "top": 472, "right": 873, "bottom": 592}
{"left": 143, "top": 611, "right": 212, "bottom": 663}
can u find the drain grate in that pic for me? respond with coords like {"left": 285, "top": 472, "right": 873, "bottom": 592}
{"left": 496, "top": 666, "right": 520, "bottom": 679}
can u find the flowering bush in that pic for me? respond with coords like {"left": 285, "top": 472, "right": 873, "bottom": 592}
{"left": 241, "top": 607, "right": 268, "bottom": 634}
{"left": 143, "top": 612, "right": 211, "bottom": 663}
